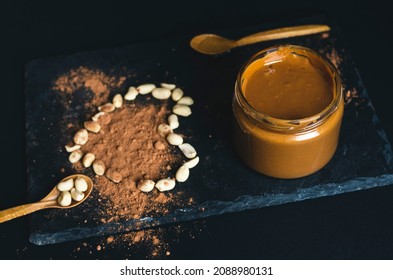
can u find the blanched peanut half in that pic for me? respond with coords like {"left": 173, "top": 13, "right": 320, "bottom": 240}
{"left": 69, "top": 150, "right": 83, "bottom": 163}
{"left": 173, "top": 104, "right": 192, "bottom": 117}
{"left": 70, "top": 188, "right": 85, "bottom": 202}
{"left": 57, "top": 191, "right": 72, "bottom": 207}
{"left": 113, "top": 94, "right": 123, "bottom": 108}
{"left": 154, "top": 140, "right": 166, "bottom": 150}
{"left": 93, "top": 160, "right": 106, "bottom": 176}
{"left": 160, "top": 83, "right": 176, "bottom": 90}
{"left": 97, "top": 114, "right": 112, "bottom": 125}
{"left": 177, "top": 96, "right": 194, "bottom": 106}
{"left": 82, "top": 152, "right": 95, "bottom": 168}
{"left": 176, "top": 165, "right": 190, "bottom": 182}
{"left": 155, "top": 178, "right": 176, "bottom": 192}
{"left": 157, "top": 124, "right": 173, "bottom": 137}
{"left": 167, "top": 133, "right": 183, "bottom": 146}
{"left": 124, "top": 86, "right": 138, "bottom": 101}
{"left": 75, "top": 177, "right": 88, "bottom": 192}
{"left": 168, "top": 114, "right": 179, "bottom": 129}
{"left": 92, "top": 112, "right": 105, "bottom": 122}
{"left": 179, "top": 143, "right": 197, "bottom": 159}
{"left": 137, "top": 179, "right": 155, "bottom": 193}
{"left": 84, "top": 121, "right": 101, "bottom": 133}
{"left": 57, "top": 178, "right": 74, "bottom": 192}
{"left": 105, "top": 169, "right": 122, "bottom": 183}
{"left": 65, "top": 144, "right": 81, "bottom": 153}
{"left": 152, "top": 88, "right": 171, "bottom": 100}
{"left": 74, "top": 129, "right": 89, "bottom": 145}
{"left": 98, "top": 103, "right": 115, "bottom": 112}
{"left": 171, "top": 88, "right": 184, "bottom": 101}
{"left": 137, "top": 83, "right": 156, "bottom": 94}
{"left": 184, "top": 156, "right": 199, "bottom": 169}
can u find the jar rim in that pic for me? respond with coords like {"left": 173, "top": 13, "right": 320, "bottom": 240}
{"left": 235, "top": 44, "right": 343, "bottom": 132}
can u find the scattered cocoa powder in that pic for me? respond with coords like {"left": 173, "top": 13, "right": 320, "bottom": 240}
{"left": 317, "top": 48, "right": 365, "bottom": 107}
{"left": 321, "top": 32, "right": 330, "bottom": 39}
{"left": 320, "top": 47, "right": 343, "bottom": 70}
{"left": 72, "top": 220, "right": 206, "bottom": 259}
{"left": 107, "top": 236, "right": 114, "bottom": 243}
{"left": 344, "top": 87, "right": 365, "bottom": 106}
{"left": 325, "top": 48, "right": 343, "bottom": 70}
{"left": 73, "top": 228, "right": 169, "bottom": 258}
{"left": 53, "top": 66, "right": 127, "bottom": 109}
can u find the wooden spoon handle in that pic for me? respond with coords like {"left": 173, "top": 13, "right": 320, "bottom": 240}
{"left": 236, "top": 25, "right": 330, "bottom": 47}
{"left": 0, "top": 201, "right": 53, "bottom": 223}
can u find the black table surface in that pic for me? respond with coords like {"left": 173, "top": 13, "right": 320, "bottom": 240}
{"left": 2, "top": 0, "right": 393, "bottom": 259}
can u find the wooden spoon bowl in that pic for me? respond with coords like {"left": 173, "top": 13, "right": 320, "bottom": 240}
{"left": 0, "top": 174, "right": 93, "bottom": 223}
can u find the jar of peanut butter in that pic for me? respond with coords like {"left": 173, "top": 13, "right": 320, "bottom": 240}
{"left": 233, "top": 45, "right": 343, "bottom": 179}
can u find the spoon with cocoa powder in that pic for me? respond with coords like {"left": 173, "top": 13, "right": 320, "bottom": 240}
{"left": 0, "top": 174, "right": 93, "bottom": 223}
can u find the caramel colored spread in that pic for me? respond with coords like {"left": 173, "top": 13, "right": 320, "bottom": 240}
{"left": 233, "top": 46, "right": 343, "bottom": 179}
{"left": 243, "top": 47, "right": 333, "bottom": 119}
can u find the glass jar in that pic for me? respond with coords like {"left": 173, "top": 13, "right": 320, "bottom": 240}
{"left": 233, "top": 45, "right": 343, "bottom": 179}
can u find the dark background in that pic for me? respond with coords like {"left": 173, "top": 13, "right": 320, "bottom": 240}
{"left": 1, "top": 0, "right": 393, "bottom": 259}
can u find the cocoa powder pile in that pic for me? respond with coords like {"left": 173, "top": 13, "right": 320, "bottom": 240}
{"left": 53, "top": 66, "right": 127, "bottom": 108}
{"left": 74, "top": 101, "right": 185, "bottom": 220}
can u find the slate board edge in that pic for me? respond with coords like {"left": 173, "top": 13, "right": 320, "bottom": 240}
{"left": 29, "top": 173, "right": 393, "bottom": 245}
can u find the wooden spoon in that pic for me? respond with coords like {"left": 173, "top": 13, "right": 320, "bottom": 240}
{"left": 0, "top": 174, "right": 93, "bottom": 223}
{"left": 190, "top": 24, "right": 330, "bottom": 55}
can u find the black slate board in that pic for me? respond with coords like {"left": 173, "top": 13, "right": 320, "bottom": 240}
{"left": 25, "top": 16, "right": 393, "bottom": 245}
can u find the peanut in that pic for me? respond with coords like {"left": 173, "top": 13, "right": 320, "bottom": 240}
{"left": 98, "top": 103, "right": 115, "bottom": 112}
{"left": 65, "top": 144, "right": 81, "bottom": 153}
{"left": 74, "top": 129, "right": 89, "bottom": 145}
{"left": 84, "top": 121, "right": 101, "bottom": 133}
{"left": 175, "top": 165, "right": 190, "bottom": 182}
{"left": 177, "top": 96, "right": 194, "bottom": 105}
{"left": 93, "top": 160, "right": 106, "bottom": 176}
{"left": 152, "top": 88, "right": 171, "bottom": 100}
{"left": 105, "top": 169, "right": 122, "bottom": 183}
{"left": 124, "top": 86, "right": 139, "bottom": 100}
{"left": 70, "top": 188, "right": 85, "bottom": 202}
{"left": 171, "top": 88, "right": 184, "bottom": 101}
{"left": 137, "top": 84, "right": 156, "bottom": 94}
{"left": 82, "top": 152, "right": 95, "bottom": 168}
{"left": 167, "top": 133, "right": 183, "bottom": 146}
{"left": 57, "top": 178, "right": 74, "bottom": 192}
{"left": 168, "top": 114, "right": 179, "bottom": 129}
{"left": 155, "top": 178, "right": 176, "bottom": 192}
{"left": 57, "top": 191, "right": 72, "bottom": 207}
{"left": 184, "top": 156, "right": 199, "bottom": 169}
{"left": 160, "top": 83, "right": 176, "bottom": 90}
{"left": 179, "top": 143, "right": 197, "bottom": 158}
{"left": 113, "top": 94, "right": 123, "bottom": 108}
{"left": 137, "top": 180, "right": 155, "bottom": 193}
{"left": 157, "top": 124, "right": 173, "bottom": 137}
{"left": 69, "top": 150, "right": 83, "bottom": 163}
{"left": 92, "top": 112, "right": 105, "bottom": 122}
{"left": 75, "top": 177, "right": 88, "bottom": 192}
{"left": 173, "top": 104, "right": 192, "bottom": 117}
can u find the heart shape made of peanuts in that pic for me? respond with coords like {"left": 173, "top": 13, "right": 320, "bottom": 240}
{"left": 65, "top": 83, "right": 199, "bottom": 193}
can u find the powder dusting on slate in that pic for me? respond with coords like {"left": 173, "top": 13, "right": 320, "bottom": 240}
{"left": 53, "top": 66, "right": 127, "bottom": 109}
